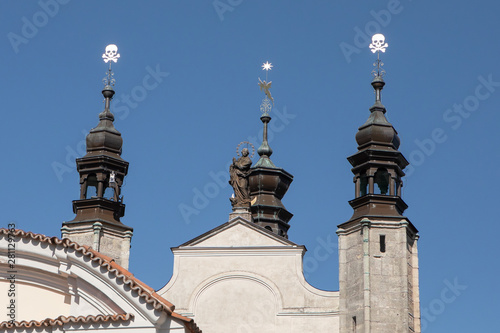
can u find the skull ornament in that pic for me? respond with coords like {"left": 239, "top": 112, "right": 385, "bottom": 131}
{"left": 102, "top": 44, "right": 120, "bottom": 63}
{"left": 369, "top": 34, "right": 388, "bottom": 53}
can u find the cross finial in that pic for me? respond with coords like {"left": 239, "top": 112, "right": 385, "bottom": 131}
{"left": 102, "top": 44, "right": 120, "bottom": 87}
{"left": 369, "top": 34, "right": 388, "bottom": 78}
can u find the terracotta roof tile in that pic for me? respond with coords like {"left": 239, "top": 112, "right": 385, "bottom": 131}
{"left": 0, "top": 229, "right": 201, "bottom": 332}
{"left": 0, "top": 313, "right": 134, "bottom": 330}
{"left": 171, "top": 312, "right": 202, "bottom": 333}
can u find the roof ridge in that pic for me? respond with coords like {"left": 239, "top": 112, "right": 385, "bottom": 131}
{"left": 0, "top": 313, "right": 134, "bottom": 329}
{"left": 0, "top": 229, "right": 184, "bottom": 323}
{"left": 177, "top": 218, "right": 299, "bottom": 248}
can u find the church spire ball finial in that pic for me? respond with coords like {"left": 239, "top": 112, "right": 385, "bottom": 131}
{"left": 102, "top": 44, "right": 120, "bottom": 88}
{"left": 369, "top": 34, "right": 388, "bottom": 78}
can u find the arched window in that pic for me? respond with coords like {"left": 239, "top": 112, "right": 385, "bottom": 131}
{"left": 374, "top": 168, "right": 389, "bottom": 195}
{"left": 86, "top": 174, "right": 98, "bottom": 199}
{"left": 104, "top": 186, "right": 114, "bottom": 200}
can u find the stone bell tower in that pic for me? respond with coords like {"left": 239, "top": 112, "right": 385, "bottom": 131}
{"left": 337, "top": 36, "right": 421, "bottom": 333}
{"left": 62, "top": 45, "right": 133, "bottom": 269}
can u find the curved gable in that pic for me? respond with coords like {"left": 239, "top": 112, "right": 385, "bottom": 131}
{"left": 0, "top": 229, "right": 200, "bottom": 333}
{"left": 159, "top": 218, "right": 339, "bottom": 332}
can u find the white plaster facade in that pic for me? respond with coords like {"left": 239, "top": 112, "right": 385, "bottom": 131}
{"left": 158, "top": 217, "right": 339, "bottom": 333}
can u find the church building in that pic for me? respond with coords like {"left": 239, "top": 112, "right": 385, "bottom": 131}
{"left": 0, "top": 37, "right": 421, "bottom": 333}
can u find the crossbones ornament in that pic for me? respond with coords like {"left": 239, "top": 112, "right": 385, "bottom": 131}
{"left": 369, "top": 34, "right": 388, "bottom": 53}
{"left": 102, "top": 44, "right": 120, "bottom": 63}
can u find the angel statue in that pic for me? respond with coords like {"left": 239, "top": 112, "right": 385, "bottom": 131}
{"left": 258, "top": 78, "right": 274, "bottom": 106}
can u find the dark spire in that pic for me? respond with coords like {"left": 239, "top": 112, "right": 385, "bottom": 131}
{"left": 370, "top": 75, "right": 386, "bottom": 110}
{"left": 253, "top": 112, "right": 276, "bottom": 168}
{"left": 62, "top": 44, "right": 132, "bottom": 269}
{"left": 248, "top": 62, "right": 293, "bottom": 238}
{"left": 345, "top": 42, "right": 409, "bottom": 223}
{"left": 85, "top": 86, "right": 124, "bottom": 157}
{"left": 355, "top": 77, "right": 401, "bottom": 152}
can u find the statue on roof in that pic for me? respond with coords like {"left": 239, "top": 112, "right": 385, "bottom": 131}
{"left": 229, "top": 147, "right": 253, "bottom": 208}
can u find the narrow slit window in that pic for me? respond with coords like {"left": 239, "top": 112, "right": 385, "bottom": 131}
{"left": 360, "top": 173, "right": 368, "bottom": 196}
{"left": 380, "top": 235, "right": 386, "bottom": 253}
{"left": 352, "top": 316, "right": 357, "bottom": 333}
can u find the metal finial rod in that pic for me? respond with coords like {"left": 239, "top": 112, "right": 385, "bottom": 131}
{"left": 104, "top": 95, "right": 111, "bottom": 109}
{"left": 262, "top": 116, "right": 270, "bottom": 144}
{"left": 262, "top": 61, "right": 272, "bottom": 79}
{"left": 260, "top": 97, "right": 272, "bottom": 116}
{"left": 257, "top": 114, "right": 273, "bottom": 158}
{"left": 102, "top": 44, "right": 120, "bottom": 87}
{"left": 374, "top": 83, "right": 382, "bottom": 102}
{"left": 255, "top": 62, "right": 274, "bottom": 159}
{"left": 369, "top": 34, "right": 388, "bottom": 78}
{"left": 372, "top": 57, "right": 386, "bottom": 78}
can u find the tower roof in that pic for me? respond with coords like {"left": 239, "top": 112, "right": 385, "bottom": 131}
{"left": 85, "top": 87, "right": 124, "bottom": 158}
{"left": 355, "top": 78, "right": 401, "bottom": 151}
{"left": 343, "top": 35, "right": 410, "bottom": 224}
{"left": 247, "top": 62, "right": 293, "bottom": 238}
{"left": 86, "top": 43, "right": 124, "bottom": 158}
{"left": 63, "top": 44, "right": 132, "bottom": 268}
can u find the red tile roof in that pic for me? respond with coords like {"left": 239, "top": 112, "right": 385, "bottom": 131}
{"left": 0, "top": 229, "right": 201, "bottom": 333}
{"left": 0, "top": 314, "right": 134, "bottom": 329}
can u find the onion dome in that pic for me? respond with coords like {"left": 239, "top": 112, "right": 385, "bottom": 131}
{"left": 355, "top": 77, "right": 400, "bottom": 151}
{"left": 85, "top": 87, "right": 123, "bottom": 157}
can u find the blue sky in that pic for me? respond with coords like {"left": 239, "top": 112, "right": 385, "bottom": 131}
{"left": 1, "top": 1, "right": 499, "bottom": 331}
